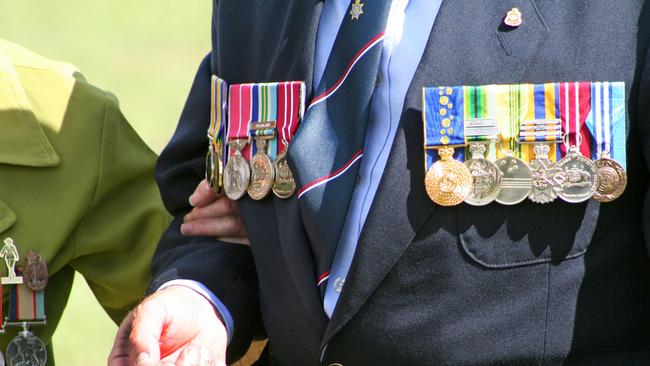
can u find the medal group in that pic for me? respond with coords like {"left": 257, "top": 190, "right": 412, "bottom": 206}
{"left": 205, "top": 76, "right": 306, "bottom": 200}
{"left": 0, "top": 238, "right": 48, "bottom": 366}
{"left": 422, "top": 82, "right": 627, "bottom": 207}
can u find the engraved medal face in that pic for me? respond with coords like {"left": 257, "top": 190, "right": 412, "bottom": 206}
{"left": 21, "top": 251, "right": 48, "bottom": 292}
{"left": 495, "top": 155, "right": 532, "bottom": 205}
{"left": 6, "top": 331, "right": 47, "bottom": 366}
{"left": 593, "top": 156, "right": 627, "bottom": 202}
{"left": 223, "top": 139, "right": 251, "bottom": 200}
{"left": 463, "top": 144, "right": 502, "bottom": 206}
{"left": 528, "top": 145, "right": 566, "bottom": 204}
{"left": 272, "top": 150, "right": 296, "bottom": 199}
{"left": 425, "top": 147, "right": 472, "bottom": 206}
{"left": 247, "top": 139, "right": 275, "bottom": 200}
{"left": 557, "top": 147, "right": 598, "bottom": 203}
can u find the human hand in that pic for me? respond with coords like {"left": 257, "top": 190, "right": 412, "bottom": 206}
{"left": 107, "top": 286, "right": 227, "bottom": 366}
{"left": 182, "top": 179, "right": 249, "bottom": 244}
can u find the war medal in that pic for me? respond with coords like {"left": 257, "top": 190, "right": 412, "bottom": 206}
{"left": 494, "top": 152, "right": 533, "bottom": 205}
{"left": 557, "top": 143, "right": 598, "bottom": 203}
{"left": 519, "top": 119, "right": 565, "bottom": 203}
{"left": 223, "top": 138, "right": 251, "bottom": 200}
{"left": 2, "top": 239, "right": 48, "bottom": 366}
{"left": 206, "top": 76, "right": 228, "bottom": 194}
{"left": 423, "top": 86, "right": 471, "bottom": 206}
{"left": 272, "top": 82, "right": 305, "bottom": 199}
{"left": 584, "top": 82, "right": 628, "bottom": 202}
{"left": 247, "top": 122, "right": 276, "bottom": 200}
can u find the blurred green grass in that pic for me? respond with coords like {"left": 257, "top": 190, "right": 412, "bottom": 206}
{"left": 1, "top": 1, "right": 211, "bottom": 364}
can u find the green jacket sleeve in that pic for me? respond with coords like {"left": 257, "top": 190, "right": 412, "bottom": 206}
{"left": 68, "top": 92, "right": 170, "bottom": 323}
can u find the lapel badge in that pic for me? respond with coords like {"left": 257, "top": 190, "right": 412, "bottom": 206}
{"left": 350, "top": 0, "right": 364, "bottom": 21}
{"left": 504, "top": 7, "right": 523, "bottom": 27}
{"left": 1, "top": 238, "right": 23, "bottom": 285}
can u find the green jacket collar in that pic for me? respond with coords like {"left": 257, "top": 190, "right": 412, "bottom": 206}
{"left": 0, "top": 49, "right": 60, "bottom": 167}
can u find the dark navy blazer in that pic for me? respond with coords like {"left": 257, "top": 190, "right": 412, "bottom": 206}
{"left": 153, "top": 1, "right": 650, "bottom": 365}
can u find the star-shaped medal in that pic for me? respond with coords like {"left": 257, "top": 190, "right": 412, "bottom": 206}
{"left": 350, "top": 0, "right": 364, "bottom": 20}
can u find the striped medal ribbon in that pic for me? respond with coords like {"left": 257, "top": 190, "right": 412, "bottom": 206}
{"left": 223, "top": 84, "right": 254, "bottom": 200}
{"left": 273, "top": 81, "right": 305, "bottom": 199}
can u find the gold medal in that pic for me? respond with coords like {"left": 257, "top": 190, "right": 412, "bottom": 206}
{"left": 205, "top": 141, "right": 224, "bottom": 195}
{"left": 593, "top": 154, "right": 627, "bottom": 202}
{"left": 272, "top": 150, "right": 296, "bottom": 199}
{"left": 247, "top": 137, "right": 275, "bottom": 200}
{"left": 425, "top": 147, "right": 472, "bottom": 206}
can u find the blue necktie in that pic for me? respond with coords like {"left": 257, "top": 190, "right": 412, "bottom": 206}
{"left": 287, "top": 1, "right": 392, "bottom": 294}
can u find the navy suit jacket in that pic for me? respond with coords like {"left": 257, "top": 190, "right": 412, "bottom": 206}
{"left": 153, "top": 1, "right": 650, "bottom": 365}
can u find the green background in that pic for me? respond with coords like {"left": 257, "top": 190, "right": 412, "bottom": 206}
{"left": 1, "top": 1, "right": 212, "bottom": 364}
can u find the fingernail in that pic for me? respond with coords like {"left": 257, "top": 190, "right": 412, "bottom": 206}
{"left": 180, "top": 223, "right": 191, "bottom": 236}
{"left": 189, "top": 195, "right": 196, "bottom": 207}
{"left": 136, "top": 352, "right": 150, "bottom": 365}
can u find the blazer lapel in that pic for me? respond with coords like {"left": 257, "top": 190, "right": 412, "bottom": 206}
{"left": 323, "top": 0, "right": 549, "bottom": 344}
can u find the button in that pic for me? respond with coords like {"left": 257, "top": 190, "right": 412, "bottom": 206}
{"left": 333, "top": 277, "right": 345, "bottom": 293}
{"left": 504, "top": 7, "right": 522, "bottom": 27}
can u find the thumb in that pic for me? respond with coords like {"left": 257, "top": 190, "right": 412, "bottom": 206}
{"left": 128, "top": 300, "right": 165, "bottom": 366}
{"left": 108, "top": 311, "right": 136, "bottom": 365}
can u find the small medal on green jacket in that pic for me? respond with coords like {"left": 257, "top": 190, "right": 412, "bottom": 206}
{"left": 1, "top": 238, "right": 23, "bottom": 285}
{"left": 6, "top": 327, "right": 47, "bottom": 366}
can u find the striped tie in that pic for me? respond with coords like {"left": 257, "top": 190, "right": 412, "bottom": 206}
{"left": 287, "top": 1, "right": 392, "bottom": 294}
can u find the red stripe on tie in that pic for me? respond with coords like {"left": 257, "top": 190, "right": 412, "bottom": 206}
{"left": 317, "top": 271, "right": 331, "bottom": 287}
{"left": 297, "top": 149, "right": 364, "bottom": 198}
{"left": 309, "top": 31, "right": 385, "bottom": 108}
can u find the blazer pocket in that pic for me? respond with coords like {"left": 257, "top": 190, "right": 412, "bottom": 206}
{"left": 457, "top": 199, "right": 602, "bottom": 268}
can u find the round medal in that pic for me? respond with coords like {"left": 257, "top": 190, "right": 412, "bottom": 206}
{"left": 223, "top": 139, "right": 251, "bottom": 200}
{"left": 272, "top": 150, "right": 296, "bottom": 199}
{"left": 495, "top": 155, "right": 532, "bottom": 205}
{"left": 425, "top": 147, "right": 472, "bottom": 206}
{"left": 463, "top": 144, "right": 502, "bottom": 206}
{"left": 6, "top": 331, "right": 47, "bottom": 366}
{"left": 528, "top": 145, "right": 566, "bottom": 204}
{"left": 557, "top": 147, "right": 598, "bottom": 203}
{"left": 205, "top": 143, "right": 224, "bottom": 195}
{"left": 593, "top": 156, "right": 627, "bottom": 202}
{"left": 0, "top": 349, "right": 5, "bottom": 366}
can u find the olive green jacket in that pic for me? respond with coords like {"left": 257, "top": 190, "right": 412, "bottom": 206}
{"left": 0, "top": 39, "right": 169, "bottom": 357}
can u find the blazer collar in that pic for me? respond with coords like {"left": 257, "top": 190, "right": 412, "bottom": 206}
{"left": 0, "top": 49, "right": 60, "bottom": 168}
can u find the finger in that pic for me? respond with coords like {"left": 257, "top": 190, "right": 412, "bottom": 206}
{"left": 181, "top": 216, "right": 248, "bottom": 238}
{"left": 176, "top": 347, "right": 200, "bottom": 366}
{"left": 108, "top": 312, "right": 136, "bottom": 366}
{"left": 129, "top": 301, "right": 165, "bottom": 366}
{"left": 184, "top": 196, "right": 239, "bottom": 223}
{"left": 216, "top": 236, "right": 250, "bottom": 245}
{"left": 189, "top": 179, "right": 220, "bottom": 207}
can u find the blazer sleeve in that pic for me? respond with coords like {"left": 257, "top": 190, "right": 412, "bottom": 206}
{"left": 151, "top": 54, "right": 261, "bottom": 362}
{"left": 637, "top": 19, "right": 650, "bottom": 256}
{"left": 67, "top": 91, "right": 170, "bottom": 323}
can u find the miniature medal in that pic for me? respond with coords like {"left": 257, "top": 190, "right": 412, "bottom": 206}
{"left": 247, "top": 124, "right": 276, "bottom": 201}
{"left": 20, "top": 251, "right": 48, "bottom": 292}
{"left": 272, "top": 150, "right": 296, "bottom": 199}
{"left": 6, "top": 329, "right": 47, "bottom": 366}
{"left": 463, "top": 144, "right": 502, "bottom": 206}
{"left": 1, "top": 238, "right": 22, "bottom": 285}
{"left": 425, "top": 147, "right": 472, "bottom": 206}
{"left": 593, "top": 153, "right": 627, "bottom": 202}
{"left": 223, "top": 139, "right": 251, "bottom": 200}
{"left": 495, "top": 154, "right": 533, "bottom": 205}
{"left": 557, "top": 146, "right": 598, "bottom": 203}
{"left": 528, "top": 144, "right": 566, "bottom": 203}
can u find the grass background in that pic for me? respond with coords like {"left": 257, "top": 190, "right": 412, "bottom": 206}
{"left": 1, "top": 1, "right": 212, "bottom": 364}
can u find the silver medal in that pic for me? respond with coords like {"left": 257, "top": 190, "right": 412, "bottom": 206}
{"left": 463, "top": 144, "right": 502, "bottom": 206}
{"left": 495, "top": 155, "right": 532, "bottom": 205}
{"left": 528, "top": 144, "right": 566, "bottom": 204}
{"left": 556, "top": 146, "right": 598, "bottom": 203}
{"left": 223, "top": 139, "right": 251, "bottom": 200}
{"left": 6, "top": 330, "right": 47, "bottom": 366}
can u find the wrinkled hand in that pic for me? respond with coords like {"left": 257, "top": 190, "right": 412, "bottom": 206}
{"left": 108, "top": 286, "right": 227, "bottom": 366}
{"left": 181, "top": 179, "right": 249, "bottom": 244}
